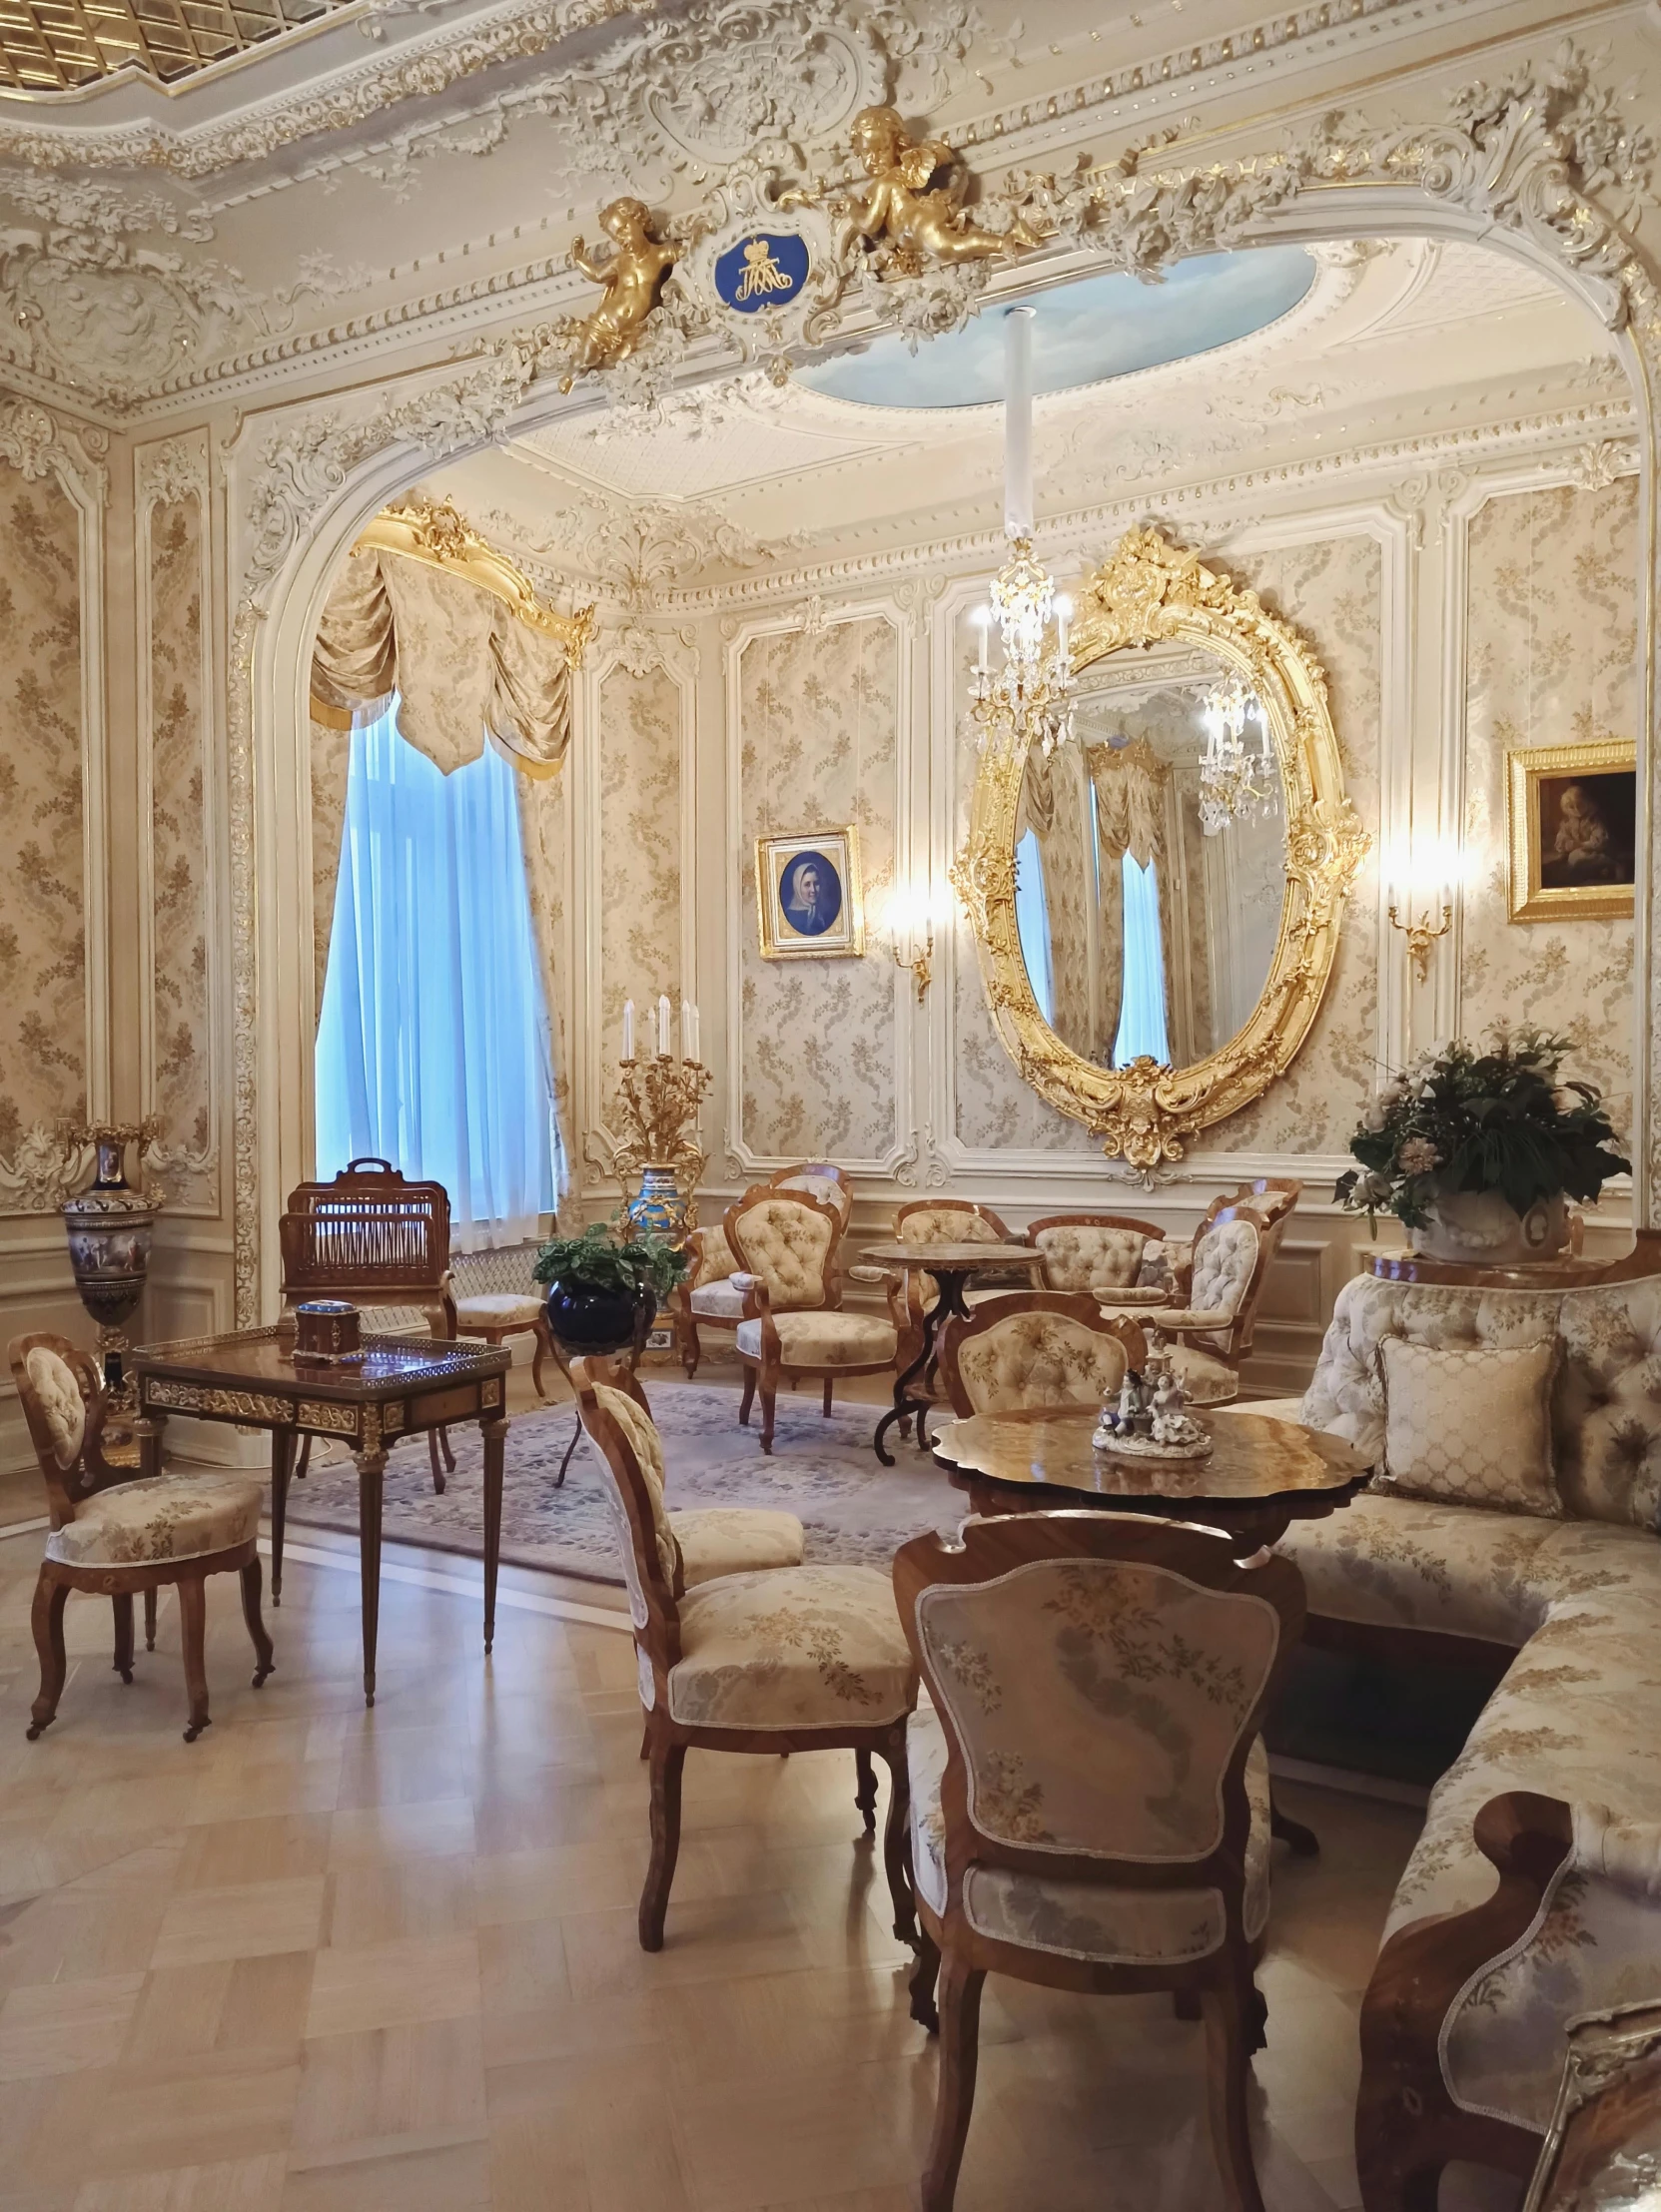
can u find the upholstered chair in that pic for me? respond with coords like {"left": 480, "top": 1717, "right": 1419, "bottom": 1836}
{"left": 726, "top": 1185, "right": 919, "bottom": 1451}
{"left": 450, "top": 1240, "right": 554, "bottom": 1398}
{"left": 935, "top": 1293, "right": 1148, "bottom": 1418}
{"left": 672, "top": 1168, "right": 854, "bottom": 1377}
{"left": 1103, "top": 1202, "right": 1275, "bottom": 1406}
{"left": 894, "top": 1512, "right": 1304, "bottom": 2212}
{"left": 1024, "top": 1211, "right": 1167, "bottom": 1297}
{"left": 572, "top": 1356, "right": 919, "bottom": 1952}
{"left": 890, "top": 1198, "right": 1026, "bottom": 1310}
{"left": 1357, "top": 1791, "right": 1661, "bottom": 2212}
{"left": 11, "top": 1334, "right": 273, "bottom": 1744}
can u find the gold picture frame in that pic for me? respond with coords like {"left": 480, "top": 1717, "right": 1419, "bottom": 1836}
{"left": 1506, "top": 739, "right": 1637, "bottom": 923}
{"left": 756, "top": 828, "right": 865, "bottom": 959}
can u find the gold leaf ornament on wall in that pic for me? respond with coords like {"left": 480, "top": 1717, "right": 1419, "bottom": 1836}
{"left": 953, "top": 528, "right": 1369, "bottom": 1172}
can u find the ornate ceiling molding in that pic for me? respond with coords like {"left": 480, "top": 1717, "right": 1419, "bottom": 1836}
{"left": 0, "top": 391, "right": 109, "bottom": 500}
{"left": 135, "top": 429, "right": 211, "bottom": 510}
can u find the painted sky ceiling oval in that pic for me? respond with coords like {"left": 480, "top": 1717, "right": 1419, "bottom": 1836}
{"left": 793, "top": 247, "right": 1317, "bottom": 409}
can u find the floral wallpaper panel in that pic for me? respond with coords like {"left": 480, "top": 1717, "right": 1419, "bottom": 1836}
{"left": 953, "top": 530, "right": 1383, "bottom": 1155}
{"left": 738, "top": 617, "right": 900, "bottom": 1164}
{"left": 599, "top": 662, "right": 681, "bottom": 1063}
{"left": 149, "top": 495, "right": 216, "bottom": 1206}
{"left": 0, "top": 461, "right": 84, "bottom": 1200}
{"left": 1461, "top": 478, "right": 1637, "bottom": 1146}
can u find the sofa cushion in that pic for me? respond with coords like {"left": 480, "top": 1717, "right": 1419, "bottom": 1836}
{"left": 1277, "top": 1493, "right": 1562, "bottom": 1648}
{"left": 1554, "top": 1280, "right": 1661, "bottom": 1528}
{"left": 1376, "top": 1338, "right": 1560, "bottom": 1517}
{"left": 45, "top": 1474, "right": 264, "bottom": 1568}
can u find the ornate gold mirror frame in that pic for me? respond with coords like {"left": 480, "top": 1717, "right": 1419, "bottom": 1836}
{"left": 952, "top": 527, "right": 1369, "bottom": 1171}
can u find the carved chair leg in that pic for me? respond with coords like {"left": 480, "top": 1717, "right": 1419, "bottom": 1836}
{"left": 112, "top": 1593, "right": 135, "bottom": 1684}
{"left": 922, "top": 1951, "right": 985, "bottom": 2212}
{"left": 854, "top": 1747, "right": 878, "bottom": 1834}
{"left": 822, "top": 1378, "right": 833, "bottom": 1416}
{"left": 295, "top": 1434, "right": 313, "bottom": 1481}
{"left": 639, "top": 1735, "right": 687, "bottom": 1953}
{"left": 439, "top": 1424, "right": 456, "bottom": 1472}
{"left": 759, "top": 1372, "right": 778, "bottom": 1455}
{"left": 240, "top": 1559, "right": 275, "bottom": 1687}
{"left": 143, "top": 1587, "right": 158, "bottom": 1650}
{"left": 531, "top": 1318, "right": 551, "bottom": 1401}
{"left": 427, "top": 1429, "right": 447, "bottom": 1496}
{"left": 28, "top": 1575, "right": 69, "bottom": 1739}
{"left": 1202, "top": 1974, "right": 1267, "bottom": 2212}
{"left": 177, "top": 1574, "right": 212, "bottom": 1743}
{"left": 738, "top": 1366, "right": 756, "bottom": 1427}
{"left": 877, "top": 1737, "right": 916, "bottom": 1946}
{"left": 679, "top": 1314, "right": 701, "bottom": 1379}
{"left": 910, "top": 1924, "right": 941, "bottom": 2032}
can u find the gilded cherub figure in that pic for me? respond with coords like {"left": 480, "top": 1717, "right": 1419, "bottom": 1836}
{"left": 561, "top": 197, "right": 679, "bottom": 389}
{"left": 818, "top": 105, "right": 1046, "bottom": 274}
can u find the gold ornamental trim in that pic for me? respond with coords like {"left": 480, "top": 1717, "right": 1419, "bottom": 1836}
{"left": 297, "top": 1399, "right": 359, "bottom": 1434}
{"left": 952, "top": 526, "right": 1369, "bottom": 1173}
{"left": 144, "top": 1379, "right": 292, "bottom": 1422}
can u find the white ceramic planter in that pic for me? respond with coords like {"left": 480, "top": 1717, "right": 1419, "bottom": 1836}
{"left": 1407, "top": 1189, "right": 1570, "bottom": 1265}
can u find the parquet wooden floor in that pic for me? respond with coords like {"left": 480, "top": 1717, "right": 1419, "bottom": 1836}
{"left": 0, "top": 1367, "right": 1491, "bottom": 2212}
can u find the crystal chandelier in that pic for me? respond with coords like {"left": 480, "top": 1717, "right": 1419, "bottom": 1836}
{"left": 1198, "top": 669, "right": 1275, "bottom": 836}
{"left": 967, "top": 307, "right": 1076, "bottom": 757}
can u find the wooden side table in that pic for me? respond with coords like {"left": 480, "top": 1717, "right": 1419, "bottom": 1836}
{"left": 860, "top": 1241, "right": 1043, "bottom": 1466}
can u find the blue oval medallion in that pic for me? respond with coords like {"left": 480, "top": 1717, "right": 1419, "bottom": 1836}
{"left": 715, "top": 231, "right": 810, "bottom": 314}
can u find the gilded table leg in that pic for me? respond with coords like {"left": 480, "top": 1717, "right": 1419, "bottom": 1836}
{"left": 356, "top": 1450, "right": 388, "bottom": 1707}
{"left": 269, "top": 1429, "right": 295, "bottom": 1606}
{"left": 481, "top": 1415, "right": 508, "bottom": 1656}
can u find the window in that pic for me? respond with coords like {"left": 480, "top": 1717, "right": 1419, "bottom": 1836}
{"left": 1014, "top": 826, "right": 1055, "bottom": 1025}
{"left": 1111, "top": 852, "right": 1172, "bottom": 1068}
{"left": 315, "top": 702, "right": 560, "bottom": 1246}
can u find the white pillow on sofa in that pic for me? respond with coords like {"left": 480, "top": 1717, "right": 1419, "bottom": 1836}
{"left": 1376, "top": 1337, "right": 1561, "bottom": 1517}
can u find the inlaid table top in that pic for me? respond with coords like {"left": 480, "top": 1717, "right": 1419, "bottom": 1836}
{"left": 860, "top": 1240, "right": 1043, "bottom": 1271}
{"left": 133, "top": 1324, "right": 508, "bottom": 1406}
{"left": 931, "top": 1405, "right": 1371, "bottom": 1508}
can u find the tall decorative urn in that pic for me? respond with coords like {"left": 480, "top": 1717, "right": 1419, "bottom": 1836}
{"left": 60, "top": 1122, "right": 162, "bottom": 1383}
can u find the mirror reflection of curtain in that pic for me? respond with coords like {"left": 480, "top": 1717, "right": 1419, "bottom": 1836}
{"left": 1022, "top": 744, "right": 1095, "bottom": 1049}
{"left": 1089, "top": 737, "right": 1173, "bottom": 1063}
{"left": 1014, "top": 827, "right": 1055, "bottom": 1024}
{"left": 1111, "top": 854, "right": 1173, "bottom": 1066}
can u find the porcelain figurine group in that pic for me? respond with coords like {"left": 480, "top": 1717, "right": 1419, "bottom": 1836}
{"left": 1094, "top": 1340, "right": 1214, "bottom": 1461}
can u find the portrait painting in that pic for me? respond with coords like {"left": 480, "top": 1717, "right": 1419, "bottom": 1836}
{"left": 1507, "top": 740, "right": 1637, "bottom": 923}
{"left": 756, "top": 828, "right": 865, "bottom": 959}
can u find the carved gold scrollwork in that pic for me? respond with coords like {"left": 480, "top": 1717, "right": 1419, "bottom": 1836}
{"left": 954, "top": 526, "right": 1369, "bottom": 1171}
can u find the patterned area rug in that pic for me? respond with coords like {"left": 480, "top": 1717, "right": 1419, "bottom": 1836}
{"left": 284, "top": 1383, "right": 964, "bottom": 1585}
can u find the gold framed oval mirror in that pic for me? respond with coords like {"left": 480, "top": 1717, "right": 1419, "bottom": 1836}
{"left": 953, "top": 527, "right": 1370, "bottom": 1171}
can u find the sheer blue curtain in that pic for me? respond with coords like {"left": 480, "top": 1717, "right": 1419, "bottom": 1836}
{"left": 316, "top": 701, "right": 559, "bottom": 1248}
{"left": 1112, "top": 852, "right": 1172, "bottom": 1068}
{"left": 1014, "top": 826, "right": 1055, "bottom": 1025}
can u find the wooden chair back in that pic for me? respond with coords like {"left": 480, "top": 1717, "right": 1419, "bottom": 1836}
{"left": 280, "top": 1157, "right": 455, "bottom": 1334}
{"left": 8, "top": 1332, "right": 129, "bottom": 1526}
{"left": 1025, "top": 1210, "right": 1166, "bottom": 1294}
{"left": 894, "top": 1512, "right": 1304, "bottom": 1937}
{"left": 1185, "top": 1199, "right": 1277, "bottom": 1361}
{"left": 1242, "top": 1175, "right": 1301, "bottom": 1229}
{"left": 571, "top": 1355, "right": 683, "bottom": 1689}
{"left": 723, "top": 1185, "right": 845, "bottom": 1312}
{"left": 935, "top": 1293, "right": 1148, "bottom": 1417}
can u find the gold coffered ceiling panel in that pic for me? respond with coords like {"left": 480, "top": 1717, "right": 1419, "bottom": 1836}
{"left": 0, "top": 0, "right": 353, "bottom": 90}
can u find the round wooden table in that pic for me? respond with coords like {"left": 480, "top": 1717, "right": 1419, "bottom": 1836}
{"left": 931, "top": 1404, "right": 1374, "bottom": 1857}
{"left": 930, "top": 1403, "right": 1370, "bottom": 1551}
{"left": 861, "top": 1240, "right": 1043, "bottom": 1466}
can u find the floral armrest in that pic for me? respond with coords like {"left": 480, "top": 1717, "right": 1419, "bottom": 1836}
{"left": 680, "top": 1223, "right": 741, "bottom": 1294}
{"left": 845, "top": 1263, "right": 894, "bottom": 1286}
{"left": 1141, "top": 1307, "right": 1236, "bottom": 1333}
{"left": 1356, "top": 1794, "right": 1661, "bottom": 2207}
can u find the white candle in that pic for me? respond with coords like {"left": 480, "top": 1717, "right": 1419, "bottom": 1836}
{"left": 1055, "top": 593, "right": 1072, "bottom": 660}
{"left": 648, "top": 1002, "right": 658, "bottom": 1059}
{"left": 1003, "top": 306, "right": 1036, "bottom": 540}
{"left": 681, "top": 998, "right": 693, "bottom": 1065}
{"left": 688, "top": 1002, "right": 700, "bottom": 1061}
{"left": 622, "top": 1000, "right": 634, "bottom": 1061}
{"left": 973, "top": 606, "right": 990, "bottom": 675}
{"left": 658, "top": 994, "right": 672, "bottom": 1059}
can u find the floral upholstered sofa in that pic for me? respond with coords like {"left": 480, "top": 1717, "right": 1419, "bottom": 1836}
{"left": 1257, "top": 1271, "right": 1661, "bottom": 2211}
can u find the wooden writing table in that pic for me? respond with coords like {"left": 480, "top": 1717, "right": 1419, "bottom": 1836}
{"left": 132, "top": 1327, "right": 511, "bottom": 1706}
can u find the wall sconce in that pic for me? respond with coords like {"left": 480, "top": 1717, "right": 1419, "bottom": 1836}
{"left": 886, "top": 882, "right": 935, "bottom": 1003}
{"left": 1388, "top": 899, "right": 1452, "bottom": 983}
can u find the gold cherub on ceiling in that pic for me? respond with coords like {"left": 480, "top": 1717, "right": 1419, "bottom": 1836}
{"left": 560, "top": 197, "right": 680, "bottom": 389}
{"left": 796, "top": 105, "right": 1047, "bottom": 276}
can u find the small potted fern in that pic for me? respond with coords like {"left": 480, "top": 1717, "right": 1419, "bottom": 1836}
{"left": 532, "top": 1220, "right": 689, "bottom": 1352}
{"left": 1336, "top": 1028, "right": 1628, "bottom": 1262}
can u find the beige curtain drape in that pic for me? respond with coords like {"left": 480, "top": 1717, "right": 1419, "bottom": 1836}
{"left": 308, "top": 546, "right": 575, "bottom": 1022}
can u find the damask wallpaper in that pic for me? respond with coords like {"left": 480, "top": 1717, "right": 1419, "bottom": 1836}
{"left": 1461, "top": 478, "right": 1637, "bottom": 1144}
{"left": 952, "top": 531, "right": 1383, "bottom": 1157}
{"left": 0, "top": 461, "right": 84, "bottom": 1196}
{"left": 599, "top": 661, "right": 681, "bottom": 1065}
{"left": 736, "top": 616, "right": 900, "bottom": 1164}
{"left": 148, "top": 495, "right": 215, "bottom": 1206}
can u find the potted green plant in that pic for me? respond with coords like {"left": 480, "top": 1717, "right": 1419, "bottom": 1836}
{"left": 1336, "top": 1028, "right": 1629, "bottom": 1263}
{"left": 532, "top": 1220, "right": 690, "bottom": 1352}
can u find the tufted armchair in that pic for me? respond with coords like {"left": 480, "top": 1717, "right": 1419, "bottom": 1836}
{"left": 895, "top": 1512, "right": 1304, "bottom": 2212}
{"left": 890, "top": 1198, "right": 1026, "bottom": 1311}
{"left": 671, "top": 1165, "right": 853, "bottom": 1377}
{"left": 1103, "top": 1201, "right": 1276, "bottom": 1406}
{"left": 11, "top": 1333, "right": 273, "bottom": 1744}
{"left": 1025, "top": 1210, "right": 1167, "bottom": 1299}
{"left": 1358, "top": 1791, "right": 1661, "bottom": 2212}
{"left": 572, "top": 1354, "right": 919, "bottom": 1952}
{"left": 935, "top": 1292, "right": 1148, "bottom": 1418}
{"left": 725, "top": 1186, "right": 924, "bottom": 1451}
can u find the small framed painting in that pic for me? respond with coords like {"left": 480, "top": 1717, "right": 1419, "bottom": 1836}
{"left": 755, "top": 828, "right": 865, "bottom": 959}
{"left": 1506, "top": 740, "right": 1638, "bottom": 923}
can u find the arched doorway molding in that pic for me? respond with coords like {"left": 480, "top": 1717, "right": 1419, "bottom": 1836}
{"left": 237, "top": 96, "right": 1661, "bottom": 1324}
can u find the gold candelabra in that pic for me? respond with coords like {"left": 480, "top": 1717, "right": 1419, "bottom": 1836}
{"left": 1388, "top": 899, "right": 1453, "bottom": 984}
{"left": 612, "top": 1052, "right": 713, "bottom": 1241}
